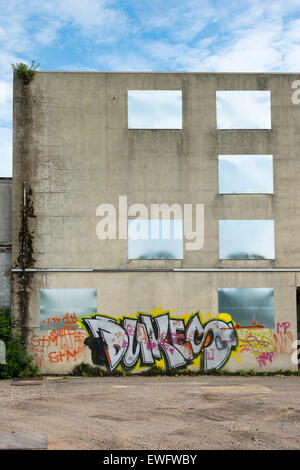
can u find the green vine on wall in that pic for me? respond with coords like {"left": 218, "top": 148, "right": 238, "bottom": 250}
{"left": 17, "top": 187, "right": 36, "bottom": 269}
{"left": 16, "top": 186, "right": 36, "bottom": 345}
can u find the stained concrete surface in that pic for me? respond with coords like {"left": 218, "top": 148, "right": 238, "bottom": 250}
{"left": 0, "top": 375, "right": 299, "bottom": 450}
{"left": 0, "top": 433, "right": 47, "bottom": 450}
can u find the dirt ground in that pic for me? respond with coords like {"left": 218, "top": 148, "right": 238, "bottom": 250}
{"left": 0, "top": 375, "right": 299, "bottom": 450}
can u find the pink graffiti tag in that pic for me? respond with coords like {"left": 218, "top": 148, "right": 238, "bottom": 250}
{"left": 277, "top": 322, "right": 291, "bottom": 335}
{"left": 257, "top": 352, "right": 275, "bottom": 367}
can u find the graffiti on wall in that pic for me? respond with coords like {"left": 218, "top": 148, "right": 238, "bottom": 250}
{"left": 78, "top": 311, "right": 238, "bottom": 372}
{"left": 237, "top": 321, "right": 295, "bottom": 367}
{"left": 34, "top": 285, "right": 297, "bottom": 372}
{"left": 29, "top": 312, "right": 89, "bottom": 367}
{"left": 30, "top": 288, "right": 98, "bottom": 368}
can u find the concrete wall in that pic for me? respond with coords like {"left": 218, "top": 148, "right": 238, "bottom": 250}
{"left": 0, "top": 178, "right": 12, "bottom": 308}
{"left": 24, "top": 271, "right": 297, "bottom": 375}
{"left": 11, "top": 72, "right": 300, "bottom": 373}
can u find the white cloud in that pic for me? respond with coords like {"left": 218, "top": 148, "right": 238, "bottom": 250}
{"left": 0, "top": 81, "right": 12, "bottom": 105}
{"left": 133, "top": 2, "right": 300, "bottom": 73}
{"left": 197, "top": 28, "right": 283, "bottom": 72}
{"left": 0, "top": 81, "right": 13, "bottom": 125}
{"left": 34, "top": 20, "right": 62, "bottom": 46}
{"left": 93, "top": 50, "right": 154, "bottom": 71}
{"left": 127, "top": 0, "right": 217, "bottom": 42}
{"left": 0, "top": 0, "right": 129, "bottom": 65}
{"left": 0, "top": 0, "right": 300, "bottom": 150}
{"left": 0, "top": 127, "right": 12, "bottom": 177}
{"left": 0, "top": 0, "right": 131, "bottom": 148}
{"left": 0, "top": 50, "right": 22, "bottom": 80}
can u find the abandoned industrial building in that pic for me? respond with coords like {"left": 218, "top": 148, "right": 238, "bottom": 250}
{"left": 1, "top": 71, "right": 300, "bottom": 374}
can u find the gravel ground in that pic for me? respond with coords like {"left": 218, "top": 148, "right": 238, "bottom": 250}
{"left": 0, "top": 375, "right": 299, "bottom": 450}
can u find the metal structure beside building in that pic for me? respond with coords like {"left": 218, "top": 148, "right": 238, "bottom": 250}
{"left": 11, "top": 71, "right": 300, "bottom": 374}
{"left": 0, "top": 177, "right": 12, "bottom": 309}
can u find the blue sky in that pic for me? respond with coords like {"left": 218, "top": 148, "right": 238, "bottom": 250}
{"left": 1, "top": 0, "right": 300, "bottom": 176}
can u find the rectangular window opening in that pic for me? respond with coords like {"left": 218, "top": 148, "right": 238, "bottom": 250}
{"left": 128, "top": 90, "right": 182, "bottom": 129}
{"left": 128, "top": 219, "right": 183, "bottom": 259}
{"left": 40, "top": 288, "right": 98, "bottom": 329}
{"left": 216, "top": 90, "right": 271, "bottom": 129}
{"left": 218, "top": 287, "right": 275, "bottom": 328}
{"left": 219, "top": 220, "right": 275, "bottom": 259}
{"left": 218, "top": 154, "right": 273, "bottom": 194}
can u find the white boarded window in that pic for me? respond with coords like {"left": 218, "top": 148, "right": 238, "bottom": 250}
{"left": 216, "top": 91, "right": 271, "bottom": 129}
{"left": 40, "top": 289, "right": 98, "bottom": 329}
{"left": 219, "top": 220, "right": 275, "bottom": 259}
{"left": 218, "top": 155, "right": 273, "bottom": 194}
{"left": 128, "top": 219, "right": 183, "bottom": 259}
{"left": 218, "top": 288, "right": 275, "bottom": 328}
{"left": 128, "top": 90, "right": 182, "bottom": 129}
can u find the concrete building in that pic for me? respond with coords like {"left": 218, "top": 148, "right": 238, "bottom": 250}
{"left": 11, "top": 72, "right": 300, "bottom": 374}
{"left": 0, "top": 177, "right": 12, "bottom": 309}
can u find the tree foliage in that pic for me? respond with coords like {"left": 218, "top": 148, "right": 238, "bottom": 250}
{"left": 0, "top": 308, "right": 38, "bottom": 379}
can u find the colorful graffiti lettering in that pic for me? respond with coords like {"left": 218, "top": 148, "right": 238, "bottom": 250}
{"left": 41, "top": 312, "right": 79, "bottom": 329}
{"left": 29, "top": 320, "right": 88, "bottom": 367}
{"left": 238, "top": 327, "right": 275, "bottom": 356}
{"left": 41, "top": 316, "right": 61, "bottom": 327}
{"left": 34, "top": 302, "right": 297, "bottom": 372}
{"left": 273, "top": 329, "right": 294, "bottom": 355}
{"left": 277, "top": 322, "right": 291, "bottom": 335}
{"left": 237, "top": 321, "right": 295, "bottom": 367}
{"left": 79, "top": 311, "right": 238, "bottom": 372}
{"left": 256, "top": 351, "right": 275, "bottom": 367}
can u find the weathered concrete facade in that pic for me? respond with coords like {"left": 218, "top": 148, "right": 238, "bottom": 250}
{"left": 11, "top": 72, "right": 300, "bottom": 374}
{"left": 0, "top": 178, "right": 12, "bottom": 308}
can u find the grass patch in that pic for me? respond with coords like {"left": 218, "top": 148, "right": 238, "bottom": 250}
{"left": 70, "top": 362, "right": 300, "bottom": 378}
{"left": 71, "top": 362, "right": 128, "bottom": 377}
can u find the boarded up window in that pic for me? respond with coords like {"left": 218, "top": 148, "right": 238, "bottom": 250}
{"left": 216, "top": 91, "right": 271, "bottom": 129}
{"left": 219, "top": 220, "right": 275, "bottom": 259}
{"left": 128, "top": 90, "right": 182, "bottom": 129}
{"left": 128, "top": 219, "right": 183, "bottom": 259}
{"left": 40, "top": 289, "right": 97, "bottom": 329}
{"left": 218, "top": 155, "right": 273, "bottom": 194}
{"left": 218, "top": 287, "right": 275, "bottom": 328}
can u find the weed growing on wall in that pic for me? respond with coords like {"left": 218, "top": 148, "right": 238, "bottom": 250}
{"left": 11, "top": 60, "right": 39, "bottom": 86}
{"left": 0, "top": 308, "right": 38, "bottom": 379}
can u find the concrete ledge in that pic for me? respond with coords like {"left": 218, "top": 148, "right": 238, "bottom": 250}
{"left": 0, "top": 433, "right": 47, "bottom": 450}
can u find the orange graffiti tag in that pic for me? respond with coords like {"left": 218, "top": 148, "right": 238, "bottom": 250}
{"left": 273, "top": 331, "right": 294, "bottom": 355}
